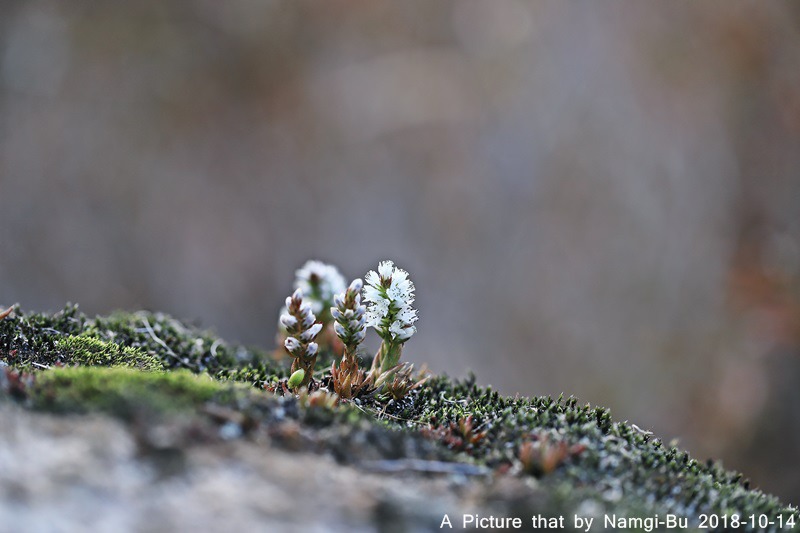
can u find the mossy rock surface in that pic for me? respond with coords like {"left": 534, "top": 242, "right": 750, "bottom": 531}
{"left": 1, "top": 305, "right": 798, "bottom": 531}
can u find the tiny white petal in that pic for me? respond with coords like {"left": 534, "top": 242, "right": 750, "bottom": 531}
{"left": 306, "top": 342, "right": 318, "bottom": 357}
{"left": 292, "top": 288, "right": 303, "bottom": 301}
{"left": 392, "top": 269, "right": 409, "bottom": 284}
{"left": 365, "top": 311, "right": 382, "bottom": 329}
{"left": 397, "top": 307, "right": 418, "bottom": 324}
{"left": 364, "top": 271, "right": 380, "bottom": 288}
{"left": 377, "top": 260, "right": 394, "bottom": 279}
{"left": 331, "top": 308, "right": 342, "bottom": 320}
{"left": 363, "top": 286, "right": 384, "bottom": 304}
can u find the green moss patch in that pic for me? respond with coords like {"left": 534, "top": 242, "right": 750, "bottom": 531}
{"left": 30, "top": 366, "right": 242, "bottom": 419}
{"left": 388, "top": 376, "right": 800, "bottom": 523}
{"left": 56, "top": 334, "right": 164, "bottom": 371}
{"left": 0, "top": 304, "right": 283, "bottom": 384}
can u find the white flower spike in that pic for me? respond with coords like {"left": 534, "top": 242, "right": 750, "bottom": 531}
{"left": 362, "top": 260, "right": 418, "bottom": 373}
{"left": 331, "top": 278, "right": 367, "bottom": 359}
{"left": 362, "top": 260, "right": 418, "bottom": 342}
{"left": 280, "top": 288, "right": 323, "bottom": 388}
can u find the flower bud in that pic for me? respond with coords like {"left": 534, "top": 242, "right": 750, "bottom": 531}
{"left": 287, "top": 369, "right": 305, "bottom": 389}
{"left": 334, "top": 321, "right": 346, "bottom": 339}
{"left": 284, "top": 336, "right": 301, "bottom": 354}
{"left": 306, "top": 342, "right": 318, "bottom": 358}
{"left": 280, "top": 314, "right": 298, "bottom": 329}
{"left": 305, "top": 323, "right": 323, "bottom": 340}
{"left": 348, "top": 278, "right": 363, "bottom": 293}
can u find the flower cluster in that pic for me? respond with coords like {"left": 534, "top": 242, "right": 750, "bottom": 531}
{"left": 363, "top": 260, "right": 418, "bottom": 342}
{"left": 293, "top": 260, "right": 346, "bottom": 319}
{"left": 280, "top": 288, "right": 322, "bottom": 388}
{"left": 273, "top": 258, "right": 422, "bottom": 400}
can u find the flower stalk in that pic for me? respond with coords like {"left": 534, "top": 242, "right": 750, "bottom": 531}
{"left": 330, "top": 279, "right": 368, "bottom": 399}
{"left": 280, "top": 288, "right": 322, "bottom": 389}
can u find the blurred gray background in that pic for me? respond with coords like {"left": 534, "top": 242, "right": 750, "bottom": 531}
{"left": 2, "top": 1, "right": 800, "bottom": 502}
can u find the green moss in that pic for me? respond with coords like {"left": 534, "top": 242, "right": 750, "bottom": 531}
{"left": 0, "top": 304, "right": 284, "bottom": 383}
{"left": 2, "top": 305, "right": 799, "bottom": 526}
{"left": 386, "top": 375, "right": 800, "bottom": 524}
{"left": 57, "top": 334, "right": 164, "bottom": 371}
{"left": 30, "top": 366, "right": 244, "bottom": 419}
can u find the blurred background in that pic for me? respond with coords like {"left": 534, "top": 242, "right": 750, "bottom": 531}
{"left": 1, "top": 1, "right": 799, "bottom": 502}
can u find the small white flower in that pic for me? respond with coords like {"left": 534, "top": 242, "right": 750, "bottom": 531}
{"left": 389, "top": 322, "right": 415, "bottom": 341}
{"left": 364, "top": 299, "right": 389, "bottom": 329}
{"left": 377, "top": 260, "right": 394, "bottom": 279}
{"left": 363, "top": 284, "right": 383, "bottom": 303}
{"left": 294, "top": 260, "right": 346, "bottom": 314}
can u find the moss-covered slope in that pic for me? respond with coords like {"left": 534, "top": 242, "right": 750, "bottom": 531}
{"left": 1, "top": 305, "right": 798, "bottom": 531}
